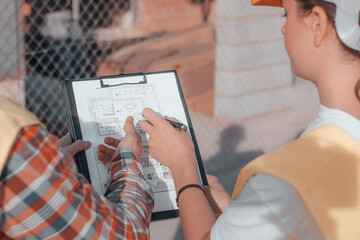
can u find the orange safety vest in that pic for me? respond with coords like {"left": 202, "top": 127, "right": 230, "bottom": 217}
{"left": 0, "top": 96, "right": 44, "bottom": 175}
{"left": 232, "top": 125, "right": 360, "bottom": 240}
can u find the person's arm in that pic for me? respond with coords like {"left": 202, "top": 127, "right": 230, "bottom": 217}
{"left": 172, "top": 162, "right": 216, "bottom": 240}
{"left": 139, "top": 108, "right": 216, "bottom": 240}
{"left": 0, "top": 117, "right": 153, "bottom": 239}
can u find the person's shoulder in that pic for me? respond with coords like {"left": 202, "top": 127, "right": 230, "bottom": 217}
{"left": 214, "top": 173, "right": 324, "bottom": 240}
{"left": 238, "top": 173, "right": 298, "bottom": 205}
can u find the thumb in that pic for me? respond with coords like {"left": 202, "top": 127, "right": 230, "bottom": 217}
{"left": 59, "top": 132, "right": 72, "bottom": 147}
{"left": 63, "top": 140, "right": 92, "bottom": 157}
{"left": 123, "top": 116, "right": 136, "bottom": 134}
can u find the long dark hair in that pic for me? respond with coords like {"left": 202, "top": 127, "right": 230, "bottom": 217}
{"left": 296, "top": 0, "right": 360, "bottom": 101}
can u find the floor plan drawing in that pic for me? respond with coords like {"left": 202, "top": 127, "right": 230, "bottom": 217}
{"left": 87, "top": 82, "right": 175, "bottom": 195}
{"left": 140, "top": 147, "right": 175, "bottom": 193}
{"left": 69, "top": 71, "right": 207, "bottom": 216}
{"left": 96, "top": 117, "right": 121, "bottom": 136}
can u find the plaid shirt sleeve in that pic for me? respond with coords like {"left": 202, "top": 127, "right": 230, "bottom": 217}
{"left": 0, "top": 125, "right": 154, "bottom": 239}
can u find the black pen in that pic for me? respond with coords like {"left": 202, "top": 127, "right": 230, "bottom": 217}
{"left": 165, "top": 118, "right": 188, "bottom": 132}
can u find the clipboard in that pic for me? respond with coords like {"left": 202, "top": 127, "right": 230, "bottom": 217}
{"left": 62, "top": 70, "right": 208, "bottom": 221}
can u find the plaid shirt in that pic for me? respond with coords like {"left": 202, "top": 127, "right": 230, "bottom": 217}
{"left": 0, "top": 125, "right": 154, "bottom": 239}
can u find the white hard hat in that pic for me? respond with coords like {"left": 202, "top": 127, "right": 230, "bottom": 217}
{"left": 324, "top": 0, "right": 360, "bottom": 52}
{"left": 252, "top": 0, "right": 360, "bottom": 52}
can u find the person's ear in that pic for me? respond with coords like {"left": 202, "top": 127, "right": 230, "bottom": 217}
{"left": 309, "top": 6, "right": 331, "bottom": 47}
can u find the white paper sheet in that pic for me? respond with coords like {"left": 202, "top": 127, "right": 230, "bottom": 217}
{"left": 71, "top": 72, "right": 195, "bottom": 212}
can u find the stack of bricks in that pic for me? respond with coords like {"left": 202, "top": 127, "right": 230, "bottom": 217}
{"left": 215, "top": 0, "right": 295, "bottom": 119}
{"left": 137, "top": 0, "right": 216, "bottom": 34}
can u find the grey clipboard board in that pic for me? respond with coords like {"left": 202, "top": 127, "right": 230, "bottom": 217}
{"left": 62, "top": 70, "right": 208, "bottom": 221}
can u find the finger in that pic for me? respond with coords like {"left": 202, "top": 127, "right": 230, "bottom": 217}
{"left": 203, "top": 185, "right": 211, "bottom": 195}
{"left": 123, "top": 116, "right": 136, "bottom": 134}
{"left": 164, "top": 115, "right": 180, "bottom": 123}
{"left": 163, "top": 116, "right": 183, "bottom": 129}
{"left": 142, "top": 108, "right": 166, "bottom": 126}
{"left": 97, "top": 150, "right": 106, "bottom": 161}
{"left": 104, "top": 137, "right": 121, "bottom": 148}
{"left": 97, "top": 149, "right": 112, "bottom": 166}
{"left": 98, "top": 154, "right": 111, "bottom": 168}
{"left": 97, "top": 144, "right": 116, "bottom": 159}
{"left": 59, "top": 132, "right": 72, "bottom": 147}
{"left": 206, "top": 174, "right": 222, "bottom": 187}
{"left": 206, "top": 174, "right": 217, "bottom": 180}
{"left": 64, "top": 140, "right": 91, "bottom": 157}
{"left": 139, "top": 119, "right": 154, "bottom": 134}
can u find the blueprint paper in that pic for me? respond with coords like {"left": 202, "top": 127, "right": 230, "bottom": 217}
{"left": 71, "top": 72, "right": 192, "bottom": 212}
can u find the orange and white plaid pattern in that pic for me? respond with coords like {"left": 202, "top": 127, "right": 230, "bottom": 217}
{"left": 0, "top": 125, "right": 154, "bottom": 239}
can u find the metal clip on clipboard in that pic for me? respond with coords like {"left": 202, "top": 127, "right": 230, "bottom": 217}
{"left": 99, "top": 73, "right": 148, "bottom": 88}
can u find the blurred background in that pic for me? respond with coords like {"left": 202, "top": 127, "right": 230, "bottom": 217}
{"left": 0, "top": 0, "right": 320, "bottom": 239}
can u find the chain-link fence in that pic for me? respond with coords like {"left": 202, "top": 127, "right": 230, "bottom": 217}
{"left": 1, "top": 0, "right": 215, "bottom": 137}
{"left": 24, "top": 0, "right": 108, "bottom": 136}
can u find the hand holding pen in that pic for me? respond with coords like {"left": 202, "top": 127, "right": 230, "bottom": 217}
{"left": 140, "top": 108, "right": 195, "bottom": 172}
{"left": 142, "top": 111, "right": 188, "bottom": 132}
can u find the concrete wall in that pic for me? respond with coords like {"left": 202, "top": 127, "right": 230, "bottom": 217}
{"left": 214, "top": 0, "right": 318, "bottom": 119}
